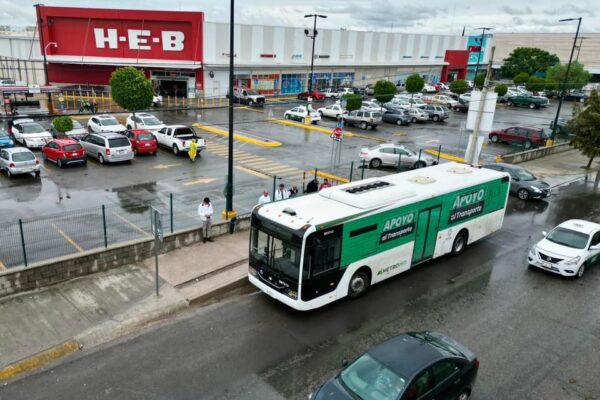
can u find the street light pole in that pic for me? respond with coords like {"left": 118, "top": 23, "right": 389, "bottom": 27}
{"left": 304, "top": 14, "right": 326, "bottom": 94}
{"left": 224, "top": 0, "right": 236, "bottom": 225}
{"left": 575, "top": 36, "right": 589, "bottom": 62}
{"left": 473, "top": 27, "right": 492, "bottom": 86}
{"left": 550, "top": 17, "right": 582, "bottom": 144}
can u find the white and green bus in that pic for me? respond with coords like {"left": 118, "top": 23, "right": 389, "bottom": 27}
{"left": 248, "top": 162, "right": 510, "bottom": 311}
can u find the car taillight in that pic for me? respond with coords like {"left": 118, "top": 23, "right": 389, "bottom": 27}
{"left": 474, "top": 359, "right": 480, "bottom": 369}
{"left": 105, "top": 148, "right": 111, "bottom": 155}
{"left": 9, "top": 163, "right": 15, "bottom": 168}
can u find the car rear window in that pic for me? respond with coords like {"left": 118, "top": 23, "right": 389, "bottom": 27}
{"left": 12, "top": 152, "right": 35, "bottom": 161}
{"left": 174, "top": 128, "right": 194, "bottom": 137}
{"left": 108, "top": 137, "right": 130, "bottom": 148}
{"left": 64, "top": 144, "right": 82, "bottom": 151}
{"left": 138, "top": 133, "right": 155, "bottom": 141}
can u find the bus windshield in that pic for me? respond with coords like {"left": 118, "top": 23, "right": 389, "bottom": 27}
{"left": 251, "top": 227, "right": 301, "bottom": 281}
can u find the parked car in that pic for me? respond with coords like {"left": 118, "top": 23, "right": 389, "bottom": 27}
{"left": 364, "top": 84, "right": 375, "bottom": 95}
{"left": 361, "top": 101, "right": 386, "bottom": 112}
{"left": 125, "top": 112, "right": 166, "bottom": 131}
{"left": 483, "top": 163, "right": 550, "bottom": 200}
{"left": 564, "top": 90, "right": 588, "bottom": 103}
{"left": 385, "top": 97, "right": 411, "bottom": 109}
{"left": 0, "top": 147, "right": 40, "bottom": 178}
{"left": 322, "top": 88, "right": 339, "bottom": 99}
{"left": 343, "top": 110, "right": 382, "bottom": 130}
{"left": 337, "top": 87, "right": 354, "bottom": 97}
{"left": 528, "top": 219, "right": 600, "bottom": 279}
{"left": 406, "top": 107, "right": 430, "bottom": 123}
{"left": 506, "top": 94, "right": 549, "bottom": 109}
{"left": 452, "top": 101, "right": 469, "bottom": 113}
{"left": 422, "top": 83, "right": 438, "bottom": 93}
{"left": 488, "top": 126, "right": 548, "bottom": 150}
{"left": 459, "top": 93, "right": 472, "bottom": 103}
{"left": 155, "top": 125, "right": 205, "bottom": 156}
{"left": 0, "top": 129, "right": 14, "bottom": 148}
{"left": 381, "top": 109, "right": 410, "bottom": 126}
{"left": 360, "top": 143, "right": 436, "bottom": 169}
{"left": 317, "top": 104, "right": 347, "bottom": 120}
{"left": 284, "top": 105, "right": 321, "bottom": 124}
{"left": 79, "top": 132, "right": 133, "bottom": 164}
{"left": 418, "top": 104, "right": 449, "bottom": 122}
{"left": 51, "top": 118, "right": 87, "bottom": 140}
{"left": 350, "top": 87, "right": 366, "bottom": 95}
{"left": 297, "top": 90, "right": 325, "bottom": 101}
{"left": 309, "top": 331, "right": 479, "bottom": 400}
{"left": 11, "top": 118, "right": 52, "bottom": 148}
{"left": 42, "top": 138, "right": 87, "bottom": 168}
{"left": 399, "top": 96, "right": 426, "bottom": 107}
{"left": 87, "top": 114, "right": 126, "bottom": 134}
{"left": 125, "top": 129, "right": 158, "bottom": 156}
{"left": 426, "top": 94, "right": 458, "bottom": 108}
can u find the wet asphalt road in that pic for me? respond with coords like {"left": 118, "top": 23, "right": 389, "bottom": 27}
{"left": 2, "top": 178, "right": 600, "bottom": 400}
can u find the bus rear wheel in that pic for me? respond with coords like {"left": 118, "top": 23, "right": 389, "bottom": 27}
{"left": 348, "top": 270, "right": 370, "bottom": 299}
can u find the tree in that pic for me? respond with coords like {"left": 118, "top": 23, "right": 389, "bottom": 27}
{"left": 526, "top": 76, "right": 546, "bottom": 93}
{"left": 546, "top": 62, "right": 592, "bottom": 91}
{"left": 52, "top": 116, "right": 73, "bottom": 136}
{"left": 474, "top": 73, "right": 486, "bottom": 89}
{"left": 405, "top": 74, "right": 425, "bottom": 105}
{"left": 494, "top": 84, "right": 508, "bottom": 97}
{"left": 110, "top": 67, "right": 154, "bottom": 127}
{"left": 500, "top": 47, "right": 560, "bottom": 78}
{"left": 373, "top": 80, "right": 396, "bottom": 104}
{"left": 513, "top": 72, "right": 529, "bottom": 86}
{"left": 342, "top": 94, "right": 362, "bottom": 112}
{"left": 568, "top": 90, "right": 600, "bottom": 169}
{"left": 449, "top": 80, "right": 469, "bottom": 95}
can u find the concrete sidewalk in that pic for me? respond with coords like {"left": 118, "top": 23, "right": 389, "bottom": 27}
{"left": 0, "top": 230, "right": 250, "bottom": 381}
{"left": 517, "top": 148, "right": 599, "bottom": 186}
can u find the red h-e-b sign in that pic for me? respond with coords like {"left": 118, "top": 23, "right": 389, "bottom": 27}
{"left": 331, "top": 126, "right": 343, "bottom": 141}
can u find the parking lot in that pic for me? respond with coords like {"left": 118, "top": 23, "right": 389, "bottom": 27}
{"left": 0, "top": 97, "right": 574, "bottom": 268}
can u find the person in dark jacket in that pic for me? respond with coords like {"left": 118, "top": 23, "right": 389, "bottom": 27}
{"left": 305, "top": 178, "right": 319, "bottom": 193}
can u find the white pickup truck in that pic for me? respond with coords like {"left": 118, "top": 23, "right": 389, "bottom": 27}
{"left": 154, "top": 125, "right": 205, "bottom": 156}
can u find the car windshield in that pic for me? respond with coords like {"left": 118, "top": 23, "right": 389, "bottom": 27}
{"left": 12, "top": 152, "right": 35, "bottom": 162}
{"left": 247, "top": 90, "right": 259, "bottom": 95}
{"left": 174, "top": 128, "right": 194, "bottom": 137}
{"left": 141, "top": 116, "right": 162, "bottom": 125}
{"left": 250, "top": 227, "right": 301, "bottom": 282}
{"left": 546, "top": 227, "right": 589, "bottom": 249}
{"left": 108, "top": 137, "right": 130, "bottom": 148}
{"left": 340, "top": 353, "right": 406, "bottom": 400}
{"left": 514, "top": 169, "right": 536, "bottom": 181}
{"left": 138, "top": 133, "right": 155, "bottom": 141}
{"left": 100, "top": 118, "right": 120, "bottom": 126}
{"left": 20, "top": 123, "right": 45, "bottom": 134}
{"left": 72, "top": 120, "right": 83, "bottom": 129}
{"left": 63, "top": 144, "right": 82, "bottom": 151}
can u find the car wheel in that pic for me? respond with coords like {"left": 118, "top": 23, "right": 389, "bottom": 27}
{"left": 411, "top": 117, "right": 417, "bottom": 123}
{"left": 318, "top": 111, "right": 323, "bottom": 117}
{"left": 173, "top": 145, "right": 179, "bottom": 155}
{"left": 507, "top": 101, "right": 513, "bottom": 107}
{"left": 360, "top": 121, "right": 368, "bottom": 130}
{"left": 369, "top": 158, "right": 382, "bottom": 169}
{"left": 524, "top": 140, "right": 533, "bottom": 150}
{"left": 248, "top": 99, "right": 254, "bottom": 106}
{"left": 348, "top": 270, "right": 370, "bottom": 299}
{"left": 396, "top": 119, "right": 403, "bottom": 126}
{"left": 413, "top": 161, "right": 426, "bottom": 169}
{"left": 490, "top": 134, "right": 499, "bottom": 143}
{"left": 6, "top": 169, "right": 12, "bottom": 178}
{"left": 529, "top": 103, "right": 536, "bottom": 109}
{"left": 34, "top": 171, "right": 40, "bottom": 178}
{"left": 57, "top": 159, "right": 63, "bottom": 168}
{"left": 432, "top": 114, "right": 440, "bottom": 122}
{"left": 517, "top": 188, "right": 529, "bottom": 200}
{"left": 285, "top": 114, "right": 291, "bottom": 120}
{"left": 456, "top": 390, "right": 470, "bottom": 400}
{"left": 451, "top": 230, "right": 468, "bottom": 256}
{"left": 576, "top": 264, "right": 585, "bottom": 279}
{"left": 98, "top": 154, "right": 105, "bottom": 164}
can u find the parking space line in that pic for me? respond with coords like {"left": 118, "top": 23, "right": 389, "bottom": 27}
{"left": 235, "top": 166, "right": 271, "bottom": 180}
{"left": 0, "top": 260, "right": 6, "bottom": 270}
{"left": 112, "top": 213, "right": 152, "bottom": 238}
{"left": 239, "top": 106, "right": 265, "bottom": 113}
{"left": 51, "top": 223, "right": 84, "bottom": 253}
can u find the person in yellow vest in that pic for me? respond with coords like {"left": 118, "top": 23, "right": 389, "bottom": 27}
{"left": 188, "top": 138, "right": 199, "bottom": 162}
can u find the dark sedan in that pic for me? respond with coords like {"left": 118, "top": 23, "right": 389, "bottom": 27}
{"left": 311, "top": 331, "right": 479, "bottom": 400}
{"left": 483, "top": 163, "right": 551, "bottom": 200}
{"left": 382, "top": 109, "right": 411, "bottom": 126}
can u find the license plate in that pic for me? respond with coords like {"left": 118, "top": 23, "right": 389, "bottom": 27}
{"left": 118, "top": 150, "right": 125, "bottom": 154}
{"left": 541, "top": 261, "right": 552, "bottom": 268}
{"left": 144, "top": 143, "right": 151, "bottom": 147}
{"left": 71, "top": 152, "right": 77, "bottom": 156}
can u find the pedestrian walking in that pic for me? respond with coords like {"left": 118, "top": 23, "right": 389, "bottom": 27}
{"left": 306, "top": 178, "right": 319, "bottom": 193}
{"left": 258, "top": 190, "right": 271, "bottom": 205}
{"left": 288, "top": 185, "right": 299, "bottom": 198}
{"left": 188, "top": 138, "right": 199, "bottom": 162}
{"left": 319, "top": 178, "right": 332, "bottom": 191}
{"left": 198, "top": 197, "right": 214, "bottom": 243}
{"left": 274, "top": 183, "right": 290, "bottom": 201}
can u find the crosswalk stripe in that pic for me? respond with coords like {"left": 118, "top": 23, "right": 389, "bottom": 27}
{"left": 268, "top": 166, "right": 300, "bottom": 174}
{"left": 247, "top": 160, "right": 288, "bottom": 168}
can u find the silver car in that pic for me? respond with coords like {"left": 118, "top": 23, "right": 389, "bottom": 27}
{"left": 343, "top": 110, "right": 382, "bottom": 130}
{"left": 359, "top": 143, "right": 437, "bottom": 169}
{"left": 0, "top": 147, "right": 41, "bottom": 178}
{"left": 79, "top": 132, "right": 134, "bottom": 164}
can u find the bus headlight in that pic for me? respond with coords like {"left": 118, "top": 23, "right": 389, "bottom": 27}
{"left": 287, "top": 289, "right": 298, "bottom": 299}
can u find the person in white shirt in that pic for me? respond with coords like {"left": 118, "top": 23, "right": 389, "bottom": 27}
{"left": 274, "top": 183, "right": 289, "bottom": 201}
{"left": 197, "top": 197, "right": 214, "bottom": 243}
{"left": 258, "top": 190, "right": 271, "bottom": 205}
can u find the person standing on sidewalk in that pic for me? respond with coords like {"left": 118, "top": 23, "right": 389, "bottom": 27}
{"left": 306, "top": 178, "right": 319, "bottom": 193}
{"left": 198, "top": 197, "right": 214, "bottom": 242}
{"left": 274, "top": 183, "right": 290, "bottom": 201}
{"left": 258, "top": 190, "right": 271, "bottom": 205}
{"left": 288, "top": 185, "right": 299, "bottom": 198}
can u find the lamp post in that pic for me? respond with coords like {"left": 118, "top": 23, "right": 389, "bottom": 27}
{"left": 550, "top": 17, "right": 582, "bottom": 144}
{"left": 575, "top": 36, "right": 589, "bottom": 62}
{"left": 473, "top": 27, "right": 492, "bottom": 88}
{"left": 223, "top": 0, "right": 237, "bottom": 225}
{"left": 44, "top": 42, "right": 57, "bottom": 60}
{"left": 304, "top": 14, "right": 327, "bottom": 94}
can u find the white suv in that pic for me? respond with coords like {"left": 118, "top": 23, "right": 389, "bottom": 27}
{"left": 125, "top": 113, "right": 166, "bottom": 131}
{"left": 87, "top": 114, "right": 126, "bottom": 134}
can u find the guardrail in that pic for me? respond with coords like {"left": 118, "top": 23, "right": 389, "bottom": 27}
{"left": 500, "top": 142, "right": 572, "bottom": 164}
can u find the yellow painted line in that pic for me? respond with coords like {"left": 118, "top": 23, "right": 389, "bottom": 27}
{"left": 268, "top": 166, "right": 300, "bottom": 174}
{"left": 350, "top": 132, "right": 387, "bottom": 143}
{"left": 151, "top": 163, "right": 181, "bottom": 170}
{"left": 424, "top": 149, "right": 465, "bottom": 163}
{"left": 193, "top": 123, "right": 282, "bottom": 148}
{"left": 234, "top": 155, "right": 264, "bottom": 162}
{"left": 235, "top": 166, "right": 271, "bottom": 180}
{"left": 311, "top": 169, "right": 350, "bottom": 184}
{"left": 0, "top": 259, "right": 6, "bottom": 270}
{"left": 183, "top": 178, "right": 217, "bottom": 186}
{"left": 239, "top": 106, "right": 265, "bottom": 113}
{"left": 0, "top": 340, "right": 80, "bottom": 382}
{"left": 112, "top": 213, "right": 152, "bottom": 238}
{"left": 52, "top": 223, "right": 84, "bottom": 253}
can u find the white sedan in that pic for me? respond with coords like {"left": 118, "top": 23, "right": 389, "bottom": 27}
{"left": 317, "top": 104, "right": 347, "bottom": 120}
{"left": 427, "top": 95, "right": 458, "bottom": 108}
{"left": 284, "top": 106, "right": 321, "bottom": 124}
{"left": 87, "top": 114, "right": 126, "bottom": 134}
{"left": 11, "top": 118, "right": 52, "bottom": 148}
{"left": 459, "top": 93, "right": 472, "bottom": 103}
{"left": 528, "top": 219, "right": 600, "bottom": 278}
{"left": 125, "top": 112, "right": 166, "bottom": 131}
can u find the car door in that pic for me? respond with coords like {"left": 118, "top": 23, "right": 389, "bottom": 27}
{"left": 156, "top": 128, "right": 167, "bottom": 145}
{"left": 45, "top": 142, "right": 58, "bottom": 161}
{"left": 501, "top": 127, "right": 517, "bottom": 142}
{"left": 402, "top": 369, "right": 434, "bottom": 400}
{"left": 396, "top": 147, "right": 413, "bottom": 167}
{"left": 378, "top": 147, "right": 398, "bottom": 166}
{"left": 586, "top": 231, "right": 600, "bottom": 267}
{"left": 428, "top": 360, "right": 464, "bottom": 400}
{"left": 0, "top": 149, "right": 8, "bottom": 170}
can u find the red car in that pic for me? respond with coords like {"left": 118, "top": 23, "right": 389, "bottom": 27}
{"left": 297, "top": 90, "right": 325, "bottom": 101}
{"left": 488, "top": 126, "right": 548, "bottom": 149}
{"left": 125, "top": 129, "right": 158, "bottom": 155}
{"left": 42, "top": 138, "right": 86, "bottom": 168}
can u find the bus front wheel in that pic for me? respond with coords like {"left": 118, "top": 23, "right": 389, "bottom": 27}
{"left": 348, "top": 270, "right": 370, "bottom": 299}
{"left": 451, "top": 230, "right": 468, "bottom": 256}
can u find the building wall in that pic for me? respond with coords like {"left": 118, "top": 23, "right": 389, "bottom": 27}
{"left": 0, "top": 35, "right": 45, "bottom": 84}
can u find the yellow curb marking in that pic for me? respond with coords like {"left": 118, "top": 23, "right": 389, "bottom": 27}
{"left": 183, "top": 178, "right": 217, "bottom": 186}
{"left": 349, "top": 132, "right": 387, "bottom": 143}
{"left": 235, "top": 166, "right": 271, "bottom": 180}
{"left": 193, "top": 123, "right": 282, "bottom": 148}
{"left": 151, "top": 163, "right": 182, "bottom": 170}
{"left": 311, "top": 169, "right": 350, "bottom": 184}
{"left": 52, "top": 223, "right": 84, "bottom": 253}
{"left": 112, "top": 213, "right": 152, "bottom": 237}
{"left": 424, "top": 149, "right": 465, "bottom": 163}
{"left": 268, "top": 166, "right": 300, "bottom": 174}
{"left": 0, "top": 340, "right": 80, "bottom": 382}
{"left": 270, "top": 119, "right": 355, "bottom": 137}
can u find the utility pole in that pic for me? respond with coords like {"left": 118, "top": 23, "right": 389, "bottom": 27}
{"left": 575, "top": 36, "right": 589, "bottom": 62}
{"left": 465, "top": 46, "right": 495, "bottom": 166}
{"left": 472, "top": 27, "right": 492, "bottom": 85}
{"left": 223, "top": 0, "right": 237, "bottom": 225}
{"left": 304, "top": 14, "right": 326, "bottom": 94}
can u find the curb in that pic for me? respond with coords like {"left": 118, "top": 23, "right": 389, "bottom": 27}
{"left": 0, "top": 340, "right": 80, "bottom": 382}
{"left": 311, "top": 169, "right": 350, "bottom": 184}
{"left": 193, "top": 123, "right": 282, "bottom": 147}
{"left": 424, "top": 149, "right": 465, "bottom": 163}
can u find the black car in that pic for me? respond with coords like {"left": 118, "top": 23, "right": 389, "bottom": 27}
{"left": 311, "top": 331, "right": 479, "bottom": 400}
{"left": 564, "top": 89, "right": 588, "bottom": 103}
{"left": 382, "top": 109, "right": 410, "bottom": 126}
{"left": 483, "top": 163, "right": 550, "bottom": 200}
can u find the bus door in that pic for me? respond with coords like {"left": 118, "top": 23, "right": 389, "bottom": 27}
{"left": 412, "top": 206, "right": 442, "bottom": 264}
{"left": 301, "top": 226, "right": 343, "bottom": 302}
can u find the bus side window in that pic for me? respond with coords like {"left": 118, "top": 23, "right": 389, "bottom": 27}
{"left": 312, "top": 237, "right": 341, "bottom": 277}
